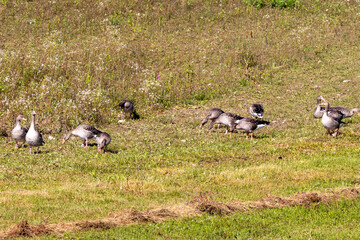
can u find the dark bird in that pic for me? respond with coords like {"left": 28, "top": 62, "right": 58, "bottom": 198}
{"left": 236, "top": 118, "right": 270, "bottom": 140}
{"left": 250, "top": 104, "right": 264, "bottom": 119}
{"left": 119, "top": 99, "right": 140, "bottom": 119}
{"left": 214, "top": 112, "right": 243, "bottom": 136}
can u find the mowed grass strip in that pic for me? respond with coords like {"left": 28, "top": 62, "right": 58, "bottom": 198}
{"left": 2, "top": 189, "right": 360, "bottom": 239}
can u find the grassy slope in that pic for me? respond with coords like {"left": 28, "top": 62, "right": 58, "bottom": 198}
{"left": 1, "top": 0, "right": 360, "bottom": 238}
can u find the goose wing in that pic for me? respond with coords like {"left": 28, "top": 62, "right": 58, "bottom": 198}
{"left": 327, "top": 110, "right": 344, "bottom": 122}
{"left": 82, "top": 125, "right": 101, "bottom": 135}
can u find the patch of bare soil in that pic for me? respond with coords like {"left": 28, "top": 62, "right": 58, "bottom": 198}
{"left": 1, "top": 187, "right": 359, "bottom": 239}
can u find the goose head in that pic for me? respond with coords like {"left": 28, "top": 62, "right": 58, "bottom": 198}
{"left": 316, "top": 95, "right": 322, "bottom": 105}
{"left": 352, "top": 108, "right": 360, "bottom": 116}
{"left": 98, "top": 139, "right": 106, "bottom": 153}
{"left": 16, "top": 115, "right": 26, "bottom": 122}
{"left": 323, "top": 101, "right": 330, "bottom": 111}
{"left": 319, "top": 95, "right": 328, "bottom": 104}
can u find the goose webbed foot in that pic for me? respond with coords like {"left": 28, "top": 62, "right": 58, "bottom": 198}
{"left": 332, "top": 129, "right": 339, "bottom": 137}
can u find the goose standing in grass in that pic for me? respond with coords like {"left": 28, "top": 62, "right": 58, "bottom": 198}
{"left": 235, "top": 118, "right": 270, "bottom": 140}
{"left": 321, "top": 101, "right": 344, "bottom": 137}
{"left": 11, "top": 114, "right": 27, "bottom": 148}
{"left": 250, "top": 104, "right": 264, "bottom": 119}
{"left": 200, "top": 108, "right": 224, "bottom": 130}
{"left": 119, "top": 99, "right": 140, "bottom": 120}
{"left": 96, "top": 132, "right": 111, "bottom": 153}
{"left": 62, "top": 124, "right": 101, "bottom": 148}
{"left": 319, "top": 96, "right": 359, "bottom": 119}
{"left": 314, "top": 95, "right": 360, "bottom": 119}
{"left": 25, "top": 111, "right": 44, "bottom": 154}
{"left": 214, "top": 112, "right": 243, "bottom": 136}
{"left": 313, "top": 96, "right": 325, "bottom": 118}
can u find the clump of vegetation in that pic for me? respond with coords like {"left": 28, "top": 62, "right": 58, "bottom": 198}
{"left": 248, "top": 0, "right": 300, "bottom": 8}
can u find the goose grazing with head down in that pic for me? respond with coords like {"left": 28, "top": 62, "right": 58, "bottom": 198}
{"left": 200, "top": 108, "right": 224, "bottom": 130}
{"left": 321, "top": 101, "right": 344, "bottom": 137}
{"left": 96, "top": 132, "right": 111, "bottom": 153}
{"left": 119, "top": 99, "right": 140, "bottom": 120}
{"left": 25, "top": 111, "right": 44, "bottom": 154}
{"left": 313, "top": 96, "right": 325, "bottom": 118}
{"left": 214, "top": 112, "right": 243, "bottom": 136}
{"left": 62, "top": 124, "right": 101, "bottom": 148}
{"left": 250, "top": 104, "right": 264, "bottom": 119}
{"left": 11, "top": 114, "right": 28, "bottom": 148}
{"left": 236, "top": 118, "right": 270, "bottom": 140}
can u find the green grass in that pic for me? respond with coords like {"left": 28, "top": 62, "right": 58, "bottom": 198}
{"left": 1, "top": 0, "right": 360, "bottom": 238}
{"left": 1, "top": 109, "right": 360, "bottom": 231}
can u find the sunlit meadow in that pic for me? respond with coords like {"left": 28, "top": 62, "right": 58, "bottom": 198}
{"left": 1, "top": 0, "right": 360, "bottom": 238}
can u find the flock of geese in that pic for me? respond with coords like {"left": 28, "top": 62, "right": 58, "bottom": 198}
{"left": 10, "top": 96, "right": 360, "bottom": 154}
{"left": 10, "top": 99, "right": 137, "bottom": 154}
{"left": 200, "top": 104, "right": 270, "bottom": 140}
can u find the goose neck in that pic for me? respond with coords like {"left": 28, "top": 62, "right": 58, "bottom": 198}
{"left": 30, "top": 115, "right": 35, "bottom": 130}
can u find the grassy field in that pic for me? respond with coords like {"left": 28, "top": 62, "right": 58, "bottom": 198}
{"left": 1, "top": 0, "right": 360, "bottom": 238}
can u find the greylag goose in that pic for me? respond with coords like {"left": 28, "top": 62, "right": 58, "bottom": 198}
{"left": 214, "top": 112, "right": 243, "bottom": 136}
{"left": 314, "top": 96, "right": 360, "bottom": 119}
{"left": 11, "top": 114, "right": 27, "bottom": 148}
{"left": 313, "top": 96, "right": 325, "bottom": 118}
{"left": 250, "top": 104, "right": 264, "bottom": 119}
{"left": 96, "top": 132, "right": 111, "bottom": 153}
{"left": 235, "top": 118, "right": 270, "bottom": 140}
{"left": 119, "top": 99, "right": 140, "bottom": 119}
{"left": 25, "top": 111, "right": 44, "bottom": 154}
{"left": 321, "top": 101, "right": 344, "bottom": 137}
{"left": 62, "top": 124, "right": 101, "bottom": 148}
{"left": 200, "top": 108, "right": 224, "bottom": 129}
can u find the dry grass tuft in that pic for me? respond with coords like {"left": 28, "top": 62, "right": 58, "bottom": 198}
{"left": 75, "top": 220, "right": 115, "bottom": 231}
{"left": 190, "top": 193, "right": 240, "bottom": 215}
{"left": 4, "top": 221, "right": 52, "bottom": 239}
{"left": 113, "top": 208, "right": 178, "bottom": 224}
